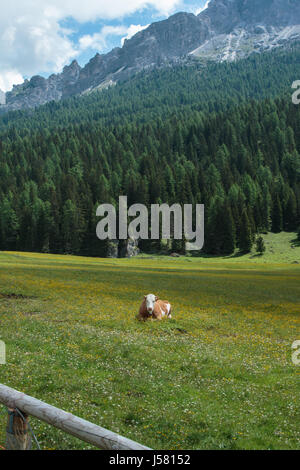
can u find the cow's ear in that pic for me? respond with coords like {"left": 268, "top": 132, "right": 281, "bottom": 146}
{"left": 144, "top": 295, "right": 147, "bottom": 299}
{"left": 155, "top": 296, "right": 158, "bottom": 301}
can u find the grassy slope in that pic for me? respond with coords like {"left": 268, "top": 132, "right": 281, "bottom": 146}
{"left": 156, "top": 232, "right": 300, "bottom": 265}
{"left": 0, "top": 233, "right": 299, "bottom": 450}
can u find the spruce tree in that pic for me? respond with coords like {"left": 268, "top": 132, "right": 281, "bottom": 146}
{"left": 272, "top": 194, "right": 283, "bottom": 233}
{"left": 284, "top": 191, "right": 297, "bottom": 232}
{"left": 256, "top": 236, "right": 266, "bottom": 255}
{"left": 221, "top": 205, "right": 236, "bottom": 255}
{"left": 238, "top": 210, "right": 253, "bottom": 253}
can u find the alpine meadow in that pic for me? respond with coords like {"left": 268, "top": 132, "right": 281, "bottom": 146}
{"left": 0, "top": 0, "right": 299, "bottom": 454}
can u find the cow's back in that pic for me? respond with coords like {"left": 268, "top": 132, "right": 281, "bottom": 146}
{"left": 155, "top": 300, "right": 172, "bottom": 319}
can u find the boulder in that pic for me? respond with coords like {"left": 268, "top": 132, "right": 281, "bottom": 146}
{"left": 120, "top": 238, "right": 140, "bottom": 258}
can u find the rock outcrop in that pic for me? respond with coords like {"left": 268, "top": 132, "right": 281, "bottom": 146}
{"left": 119, "top": 238, "right": 140, "bottom": 258}
{"left": 0, "top": 89, "right": 5, "bottom": 105}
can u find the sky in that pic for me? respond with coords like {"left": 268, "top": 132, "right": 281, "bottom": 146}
{"left": 0, "top": 0, "right": 210, "bottom": 92}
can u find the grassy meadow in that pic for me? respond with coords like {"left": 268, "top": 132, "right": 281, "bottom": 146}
{"left": 0, "top": 233, "right": 299, "bottom": 450}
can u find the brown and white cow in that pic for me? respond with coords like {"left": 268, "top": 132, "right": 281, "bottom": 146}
{"left": 137, "top": 294, "right": 172, "bottom": 321}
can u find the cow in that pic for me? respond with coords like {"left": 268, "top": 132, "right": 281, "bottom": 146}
{"left": 137, "top": 294, "right": 172, "bottom": 321}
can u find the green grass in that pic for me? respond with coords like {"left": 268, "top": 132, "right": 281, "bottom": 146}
{"left": 0, "top": 233, "right": 299, "bottom": 450}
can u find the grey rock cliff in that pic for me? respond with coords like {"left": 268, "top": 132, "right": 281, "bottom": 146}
{"left": 3, "top": 0, "right": 300, "bottom": 112}
{"left": 0, "top": 89, "right": 5, "bottom": 105}
{"left": 190, "top": 0, "right": 300, "bottom": 61}
{"left": 5, "top": 60, "right": 82, "bottom": 111}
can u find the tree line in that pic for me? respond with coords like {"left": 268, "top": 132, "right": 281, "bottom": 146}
{"left": 0, "top": 46, "right": 299, "bottom": 256}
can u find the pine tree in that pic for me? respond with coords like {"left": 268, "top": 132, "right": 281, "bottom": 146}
{"left": 284, "top": 190, "right": 297, "bottom": 232}
{"left": 0, "top": 197, "right": 19, "bottom": 250}
{"left": 238, "top": 210, "right": 253, "bottom": 253}
{"left": 256, "top": 236, "right": 266, "bottom": 255}
{"left": 221, "top": 205, "right": 236, "bottom": 255}
{"left": 62, "top": 199, "right": 83, "bottom": 254}
{"left": 205, "top": 198, "right": 236, "bottom": 255}
{"left": 272, "top": 194, "right": 283, "bottom": 233}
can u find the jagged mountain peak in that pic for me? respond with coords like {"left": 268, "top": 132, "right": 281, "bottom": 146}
{"left": 203, "top": 0, "right": 300, "bottom": 27}
{"left": 63, "top": 60, "right": 81, "bottom": 74}
{"left": 1, "top": 0, "right": 300, "bottom": 112}
{"left": 0, "top": 89, "right": 5, "bottom": 105}
{"left": 190, "top": 0, "right": 300, "bottom": 62}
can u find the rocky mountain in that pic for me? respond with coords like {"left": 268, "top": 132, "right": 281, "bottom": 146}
{"left": 1, "top": 0, "right": 300, "bottom": 112}
{"left": 0, "top": 89, "right": 5, "bottom": 105}
{"left": 190, "top": 0, "right": 300, "bottom": 61}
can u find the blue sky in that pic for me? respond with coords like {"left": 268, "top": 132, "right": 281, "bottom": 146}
{"left": 0, "top": 0, "right": 208, "bottom": 91}
{"left": 62, "top": 0, "right": 208, "bottom": 67}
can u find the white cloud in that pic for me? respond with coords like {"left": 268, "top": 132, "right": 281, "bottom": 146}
{"left": 0, "top": 70, "right": 24, "bottom": 93}
{"left": 79, "top": 26, "right": 129, "bottom": 52}
{"left": 0, "top": 0, "right": 181, "bottom": 91}
{"left": 121, "top": 24, "right": 150, "bottom": 46}
{"left": 51, "top": 0, "right": 181, "bottom": 22}
{"left": 195, "top": 0, "right": 211, "bottom": 15}
{"left": 79, "top": 23, "right": 151, "bottom": 53}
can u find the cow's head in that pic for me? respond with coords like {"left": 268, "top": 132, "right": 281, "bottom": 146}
{"left": 145, "top": 294, "right": 158, "bottom": 315}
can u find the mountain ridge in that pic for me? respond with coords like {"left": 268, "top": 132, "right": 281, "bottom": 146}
{"left": 1, "top": 0, "right": 300, "bottom": 112}
{"left": 0, "top": 89, "right": 5, "bottom": 105}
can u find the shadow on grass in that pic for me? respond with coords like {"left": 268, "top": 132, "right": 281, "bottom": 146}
{"left": 226, "top": 251, "right": 251, "bottom": 259}
{"left": 0, "top": 292, "right": 34, "bottom": 300}
{"left": 291, "top": 237, "right": 300, "bottom": 247}
{"left": 190, "top": 251, "right": 246, "bottom": 260}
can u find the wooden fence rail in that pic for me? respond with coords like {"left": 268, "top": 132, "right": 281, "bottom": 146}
{"left": 0, "top": 384, "right": 151, "bottom": 450}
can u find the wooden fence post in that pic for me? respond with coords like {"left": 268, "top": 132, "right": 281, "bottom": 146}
{"left": 5, "top": 408, "right": 32, "bottom": 450}
{"left": 0, "top": 384, "right": 151, "bottom": 450}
